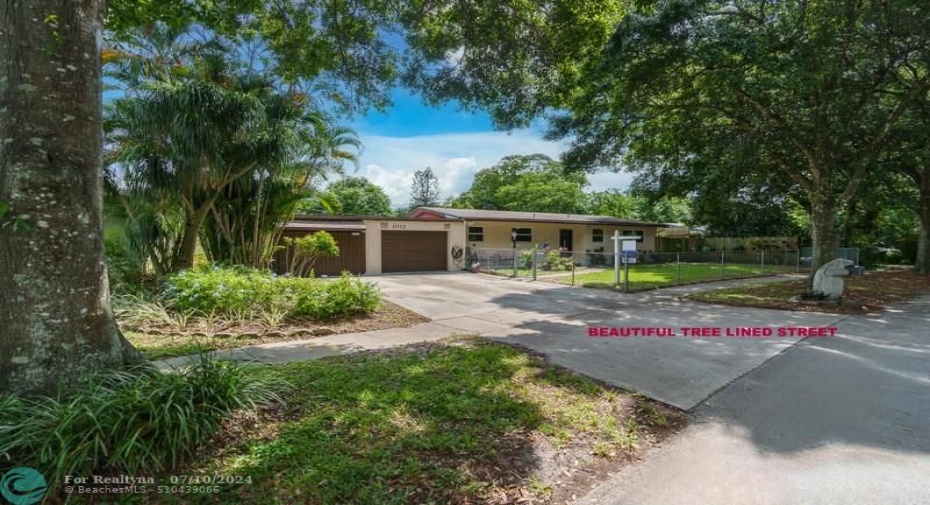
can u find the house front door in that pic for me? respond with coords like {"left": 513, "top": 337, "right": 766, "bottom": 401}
{"left": 559, "top": 229, "right": 573, "bottom": 251}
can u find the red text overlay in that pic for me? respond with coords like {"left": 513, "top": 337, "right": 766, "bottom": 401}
{"left": 587, "top": 326, "right": 838, "bottom": 338}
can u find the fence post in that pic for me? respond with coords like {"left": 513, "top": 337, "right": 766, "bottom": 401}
{"left": 513, "top": 248, "right": 518, "bottom": 278}
{"left": 624, "top": 256, "right": 630, "bottom": 293}
{"left": 532, "top": 248, "right": 537, "bottom": 280}
{"left": 796, "top": 249, "right": 801, "bottom": 273}
{"left": 571, "top": 260, "right": 575, "bottom": 286}
{"left": 760, "top": 249, "right": 765, "bottom": 275}
{"left": 676, "top": 253, "right": 681, "bottom": 285}
{"left": 720, "top": 250, "right": 725, "bottom": 280}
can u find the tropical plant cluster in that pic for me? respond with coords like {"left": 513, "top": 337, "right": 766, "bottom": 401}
{"left": 163, "top": 266, "right": 381, "bottom": 321}
{"left": 103, "top": 27, "right": 360, "bottom": 284}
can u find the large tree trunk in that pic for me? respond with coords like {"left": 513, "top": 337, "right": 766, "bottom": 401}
{"left": 808, "top": 193, "right": 840, "bottom": 280}
{"left": 916, "top": 174, "right": 930, "bottom": 274}
{"left": 0, "top": 0, "right": 143, "bottom": 396}
{"left": 171, "top": 200, "right": 215, "bottom": 272}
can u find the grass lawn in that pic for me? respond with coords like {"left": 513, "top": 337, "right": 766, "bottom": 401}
{"left": 121, "top": 301, "right": 428, "bottom": 360}
{"left": 552, "top": 262, "right": 795, "bottom": 291}
{"left": 162, "top": 339, "right": 684, "bottom": 505}
{"left": 688, "top": 269, "right": 930, "bottom": 314}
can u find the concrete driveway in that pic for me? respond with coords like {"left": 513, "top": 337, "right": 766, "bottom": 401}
{"left": 372, "top": 272, "right": 844, "bottom": 410}
{"left": 374, "top": 272, "right": 930, "bottom": 504}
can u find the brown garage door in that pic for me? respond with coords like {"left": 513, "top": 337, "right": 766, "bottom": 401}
{"left": 273, "top": 230, "right": 366, "bottom": 276}
{"left": 381, "top": 231, "right": 447, "bottom": 272}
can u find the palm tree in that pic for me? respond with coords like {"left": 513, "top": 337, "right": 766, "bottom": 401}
{"left": 203, "top": 113, "right": 362, "bottom": 268}
{"left": 106, "top": 27, "right": 361, "bottom": 273}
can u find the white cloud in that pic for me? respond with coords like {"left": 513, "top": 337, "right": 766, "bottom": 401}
{"left": 343, "top": 130, "right": 632, "bottom": 207}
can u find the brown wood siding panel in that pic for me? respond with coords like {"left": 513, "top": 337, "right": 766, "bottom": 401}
{"left": 381, "top": 231, "right": 447, "bottom": 272}
{"left": 272, "top": 231, "right": 366, "bottom": 276}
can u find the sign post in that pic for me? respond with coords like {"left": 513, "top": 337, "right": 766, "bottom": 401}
{"left": 613, "top": 231, "right": 641, "bottom": 291}
{"left": 621, "top": 239, "right": 638, "bottom": 293}
{"left": 612, "top": 231, "right": 622, "bottom": 287}
{"left": 511, "top": 229, "right": 518, "bottom": 278}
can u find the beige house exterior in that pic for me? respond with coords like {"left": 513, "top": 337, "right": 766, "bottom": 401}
{"left": 408, "top": 208, "right": 663, "bottom": 257}
{"left": 280, "top": 215, "right": 466, "bottom": 275}
{"left": 279, "top": 208, "right": 664, "bottom": 275}
{"left": 361, "top": 218, "right": 466, "bottom": 274}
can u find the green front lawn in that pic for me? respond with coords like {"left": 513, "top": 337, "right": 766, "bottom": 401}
{"left": 166, "top": 339, "right": 683, "bottom": 504}
{"left": 554, "top": 262, "right": 794, "bottom": 291}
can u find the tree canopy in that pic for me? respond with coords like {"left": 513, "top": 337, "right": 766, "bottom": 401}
{"left": 409, "top": 167, "right": 442, "bottom": 209}
{"left": 546, "top": 0, "right": 930, "bottom": 272}
{"left": 303, "top": 177, "right": 393, "bottom": 216}
{"left": 450, "top": 154, "right": 588, "bottom": 214}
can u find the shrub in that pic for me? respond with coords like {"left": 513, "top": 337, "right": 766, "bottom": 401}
{"left": 520, "top": 249, "right": 534, "bottom": 269}
{"left": 0, "top": 357, "right": 289, "bottom": 490}
{"left": 292, "top": 273, "right": 381, "bottom": 319}
{"left": 282, "top": 231, "right": 340, "bottom": 276}
{"left": 162, "top": 266, "right": 381, "bottom": 320}
{"left": 543, "top": 250, "right": 574, "bottom": 271}
{"left": 162, "top": 265, "right": 287, "bottom": 314}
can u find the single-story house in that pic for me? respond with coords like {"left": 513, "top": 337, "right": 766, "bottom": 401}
{"left": 275, "top": 208, "right": 666, "bottom": 275}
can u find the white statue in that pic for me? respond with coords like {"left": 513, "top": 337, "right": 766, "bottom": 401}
{"left": 812, "top": 258, "right": 854, "bottom": 300}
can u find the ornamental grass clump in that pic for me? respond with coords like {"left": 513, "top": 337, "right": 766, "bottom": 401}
{"left": 0, "top": 357, "right": 289, "bottom": 491}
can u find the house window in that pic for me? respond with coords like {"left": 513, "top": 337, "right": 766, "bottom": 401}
{"left": 513, "top": 227, "right": 533, "bottom": 242}
{"left": 468, "top": 226, "right": 484, "bottom": 242}
{"left": 592, "top": 228, "right": 604, "bottom": 243}
{"left": 622, "top": 230, "right": 644, "bottom": 243}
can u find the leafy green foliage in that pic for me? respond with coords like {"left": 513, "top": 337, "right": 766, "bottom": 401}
{"left": 409, "top": 167, "right": 442, "bottom": 209}
{"left": 106, "top": 1, "right": 400, "bottom": 115}
{"left": 400, "top": 1, "right": 626, "bottom": 128}
{"left": 0, "top": 357, "right": 288, "bottom": 492}
{"left": 450, "top": 154, "right": 588, "bottom": 213}
{"left": 162, "top": 266, "right": 380, "bottom": 320}
{"left": 542, "top": 250, "right": 574, "bottom": 271}
{"left": 302, "top": 177, "right": 393, "bottom": 216}
{"left": 105, "top": 29, "right": 356, "bottom": 274}
{"left": 292, "top": 274, "right": 381, "bottom": 320}
{"left": 549, "top": 0, "right": 930, "bottom": 272}
{"left": 0, "top": 199, "right": 29, "bottom": 232}
{"left": 281, "top": 231, "right": 340, "bottom": 276}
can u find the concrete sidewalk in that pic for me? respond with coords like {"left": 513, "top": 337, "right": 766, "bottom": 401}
{"left": 156, "top": 321, "right": 473, "bottom": 370}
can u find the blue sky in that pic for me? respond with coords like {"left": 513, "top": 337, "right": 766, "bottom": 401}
{"left": 343, "top": 88, "right": 633, "bottom": 208}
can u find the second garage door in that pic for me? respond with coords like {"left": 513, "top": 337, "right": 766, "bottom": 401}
{"left": 381, "top": 231, "right": 447, "bottom": 272}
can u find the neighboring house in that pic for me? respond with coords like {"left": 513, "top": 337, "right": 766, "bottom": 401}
{"left": 656, "top": 223, "right": 706, "bottom": 252}
{"left": 276, "top": 208, "right": 665, "bottom": 275}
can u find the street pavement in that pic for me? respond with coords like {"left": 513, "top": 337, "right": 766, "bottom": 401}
{"left": 576, "top": 295, "right": 930, "bottom": 505}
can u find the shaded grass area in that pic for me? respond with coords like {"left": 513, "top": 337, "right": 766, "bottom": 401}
{"left": 156, "top": 339, "right": 684, "bottom": 505}
{"left": 689, "top": 269, "right": 930, "bottom": 314}
{"left": 551, "top": 263, "right": 795, "bottom": 291}
{"left": 123, "top": 301, "right": 428, "bottom": 360}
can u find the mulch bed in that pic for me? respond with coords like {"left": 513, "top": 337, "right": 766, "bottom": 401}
{"left": 688, "top": 269, "right": 930, "bottom": 314}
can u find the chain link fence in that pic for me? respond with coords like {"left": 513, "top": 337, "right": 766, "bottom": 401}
{"left": 799, "top": 247, "right": 860, "bottom": 268}
{"left": 470, "top": 247, "right": 807, "bottom": 292}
